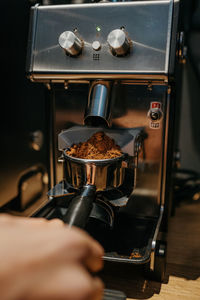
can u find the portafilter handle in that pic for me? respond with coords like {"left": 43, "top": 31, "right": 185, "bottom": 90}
{"left": 63, "top": 185, "right": 96, "bottom": 228}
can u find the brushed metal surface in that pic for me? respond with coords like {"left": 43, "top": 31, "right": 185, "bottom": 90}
{"left": 27, "top": 1, "right": 174, "bottom": 78}
{"left": 58, "top": 31, "right": 83, "bottom": 56}
{"left": 84, "top": 82, "right": 111, "bottom": 126}
{"left": 107, "top": 29, "right": 130, "bottom": 56}
{"left": 111, "top": 83, "right": 168, "bottom": 214}
{"left": 63, "top": 152, "right": 127, "bottom": 191}
{"left": 53, "top": 82, "right": 168, "bottom": 217}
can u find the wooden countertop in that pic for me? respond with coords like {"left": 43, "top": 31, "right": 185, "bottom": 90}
{"left": 101, "top": 201, "right": 200, "bottom": 299}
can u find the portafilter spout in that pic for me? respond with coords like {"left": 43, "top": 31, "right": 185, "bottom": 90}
{"left": 84, "top": 81, "right": 112, "bottom": 127}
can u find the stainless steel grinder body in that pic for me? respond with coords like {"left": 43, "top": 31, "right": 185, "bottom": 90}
{"left": 26, "top": 0, "right": 181, "bottom": 280}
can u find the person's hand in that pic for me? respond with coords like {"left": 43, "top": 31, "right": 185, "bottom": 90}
{"left": 0, "top": 214, "right": 104, "bottom": 300}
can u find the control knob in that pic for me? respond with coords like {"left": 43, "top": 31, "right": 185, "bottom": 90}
{"left": 58, "top": 31, "right": 83, "bottom": 56}
{"left": 150, "top": 110, "right": 162, "bottom": 121}
{"left": 148, "top": 108, "right": 163, "bottom": 121}
{"left": 107, "top": 29, "right": 130, "bottom": 56}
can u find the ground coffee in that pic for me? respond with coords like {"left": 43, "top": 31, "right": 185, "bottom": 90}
{"left": 66, "top": 131, "right": 122, "bottom": 159}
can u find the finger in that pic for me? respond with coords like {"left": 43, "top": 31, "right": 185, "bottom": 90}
{"left": 2, "top": 215, "right": 48, "bottom": 226}
{"left": 84, "top": 255, "right": 104, "bottom": 273}
{"left": 7, "top": 216, "right": 64, "bottom": 228}
{"left": 88, "top": 277, "right": 104, "bottom": 300}
{"left": 0, "top": 213, "right": 19, "bottom": 223}
{"left": 25, "top": 264, "right": 104, "bottom": 300}
{"left": 63, "top": 226, "right": 104, "bottom": 271}
{"left": 67, "top": 226, "right": 104, "bottom": 258}
{"left": 46, "top": 218, "right": 64, "bottom": 227}
{"left": 39, "top": 225, "right": 104, "bottom": 273}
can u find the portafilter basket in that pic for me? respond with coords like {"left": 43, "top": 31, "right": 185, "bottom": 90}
{"left": 62, "top": 152, "right": 129, "bottom": 228}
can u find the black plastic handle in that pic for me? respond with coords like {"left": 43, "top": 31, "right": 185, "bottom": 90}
{"left": 63, "top": 185, "right": 96, "bottom": 228}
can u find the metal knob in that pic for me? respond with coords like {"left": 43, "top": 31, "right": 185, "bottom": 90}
{"left": 149, "top": 109, "right": 162, "bottom": 121}
{"left": 107, "top": 29, "right": 130, "bottom": 56}
{"left": 58, "top": 31, "right": 83, "bottom": 56}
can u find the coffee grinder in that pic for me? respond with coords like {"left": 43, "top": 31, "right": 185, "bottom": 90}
{"left": 26, "top": 0, "right": 183, "bottom": 283}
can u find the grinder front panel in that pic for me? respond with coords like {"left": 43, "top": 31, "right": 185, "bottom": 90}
{"left": 27, "top": 1, "right": 174, "bottom": 79}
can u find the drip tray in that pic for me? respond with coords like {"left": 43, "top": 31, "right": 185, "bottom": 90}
{"left": 33, "top": 197, "right": 158, "bottom": 265}
{"left": 86, "top": 211, "right": 158, "bottom": 264}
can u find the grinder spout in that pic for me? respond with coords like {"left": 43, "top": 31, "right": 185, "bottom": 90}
{"left": 84, "top": 81, "right": 112, "bottom": 127}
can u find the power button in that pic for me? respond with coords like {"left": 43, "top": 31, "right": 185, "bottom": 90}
{"left": 92, "top": 41, "right": 101, "bottom": 51}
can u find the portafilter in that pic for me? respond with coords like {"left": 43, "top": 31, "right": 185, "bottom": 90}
{"left": 62, "top": 152, "right": 129, "bottom": 228}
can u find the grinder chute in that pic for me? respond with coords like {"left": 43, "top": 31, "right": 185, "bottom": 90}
{"left": 84, "top": 81, "right": 113, "bottom": 127}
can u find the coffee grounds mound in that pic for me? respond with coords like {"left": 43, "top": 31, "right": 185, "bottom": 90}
{"left": 66, "top": 131, "right": 122, "bottom": 159}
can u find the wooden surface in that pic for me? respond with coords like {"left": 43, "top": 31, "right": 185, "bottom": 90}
{"left": 101, "top": 201, "right": 200, "bottom": 299}
{"left": 148, "top": 201, "right": 200, "bottom": 300}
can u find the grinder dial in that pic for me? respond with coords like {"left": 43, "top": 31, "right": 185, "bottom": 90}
{"left": 58, "top": 31, "right": 83, "bottom": 56}
{"left": 107, "top": 29, "right": 131, "bottom": 56}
